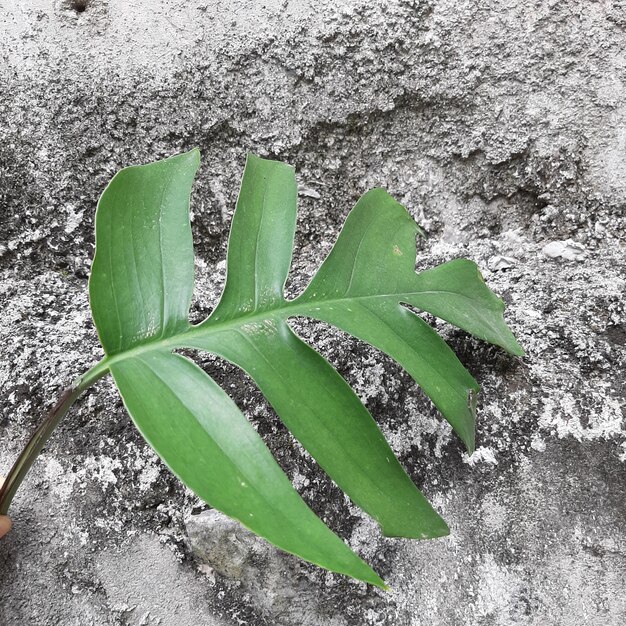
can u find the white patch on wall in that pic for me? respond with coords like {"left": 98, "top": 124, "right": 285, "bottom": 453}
{"left": 139, "top": 465, "right": 161, "bottom": 491}
{"left": 530, "top": 432, "right": 546, "bottom": 452}
{"left": 463, "top": 446, "right": 498, "bottom": 466}
{"left": 64, "top": 204, "right": 84, "bottom": 234}
{"left": 43, "top": 455, "right": 76, "bottom": 501}
{"left": 79, "top": 455, "right": 122, "bottom": 486}
{"left": 480, "top": 495, "right": 508, "bottom": 533}
{"left": 475, "top": 553, "right": 522, "bottom": 619}
{"left": 539, "top": 394, "right": 624, "bottom": 444}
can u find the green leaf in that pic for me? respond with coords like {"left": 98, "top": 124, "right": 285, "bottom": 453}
{"left": 186, "top": 319, "right": 449, "bottom": 539}
{"left": 211, "top": 154, "right": 297, "bottom": 320}
{"left": 291, "top": 299, "right": 480, "bottom": 452}
{"left": 110, "top": 350, "right": 383, "bottom": 587}
{"left": 288, "top": 189, "right": 481, "bottom": 450}
{"left": 404, "top": 258, "right": 524, "bottom": 356}
{"left": 294, "top": 189, "right": 522, "bottom": 357}
{"left": 88, "top": 149, "right": 522, "bottom": 585}
{"left": 89, "top": 150, "right": 200, "bottom": 354}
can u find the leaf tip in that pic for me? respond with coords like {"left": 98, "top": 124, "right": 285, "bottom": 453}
{"left": 434, "top": 518, "right": 451, "bottom": 539}
{"left": 368, "top": 572, "right": 389, "bottom": 590}
{"left": 494, "top": 328, "right": 525, "bottom": 357}
{"left": 187, "top": 146, "right": 201, "bottom": 165}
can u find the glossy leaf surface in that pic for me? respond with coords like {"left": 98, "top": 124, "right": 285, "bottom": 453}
{"left": 89, "top": 150, "right": 522, "bottom": 586}
{"left": 110, "top": 350, "right": 383, "bottom": 586}
{"left": 186, "top": 319, "right": 449, "bottom": 539}
{"left": 90, "top": 150, "right": 200, "bottom": 354}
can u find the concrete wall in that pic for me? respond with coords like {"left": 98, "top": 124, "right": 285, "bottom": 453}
{"left": 1, "top": 1, "right": 625, "bottom": 624}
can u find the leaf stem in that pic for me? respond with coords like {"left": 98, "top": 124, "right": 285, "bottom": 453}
{"left": 0, "top": 363, "right": 109, "bottom": 516}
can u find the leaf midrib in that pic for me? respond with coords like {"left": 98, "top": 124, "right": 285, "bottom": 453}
{"left": 81, "top": 287, "right": 485, "bottom": 385}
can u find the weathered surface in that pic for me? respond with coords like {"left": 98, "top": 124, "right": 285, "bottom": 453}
{"left": 0, "top": 0, "right": 625, "bottom": 624}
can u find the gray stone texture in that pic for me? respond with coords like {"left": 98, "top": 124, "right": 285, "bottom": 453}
{"left": 1, "top": 0, "right": 625, "bottom": 624}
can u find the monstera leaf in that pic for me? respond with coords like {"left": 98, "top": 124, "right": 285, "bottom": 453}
{"left": 82, "top": 150, "right": 521, "bottom": 586}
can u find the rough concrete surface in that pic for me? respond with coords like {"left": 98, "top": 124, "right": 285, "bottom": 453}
{"left": 0, "top": 0, "right": 625, "bottom": 624}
